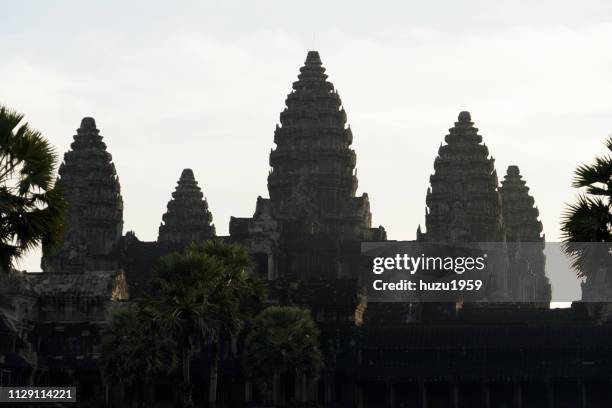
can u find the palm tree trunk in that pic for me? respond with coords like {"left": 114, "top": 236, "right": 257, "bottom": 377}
{"left": 208, "top": 340, "right": 220, "bottom": 408}
{"left": 181, "top": 338, "right": 193, "bottom": 408}
{"left": 273, "top": 373, "right": 281, "bottom": 407}
{"left": 183, "top": 346, "right": 190, "bottom": 386}
{"left": 136, "top": 380, "right": 144, "bottom": 408}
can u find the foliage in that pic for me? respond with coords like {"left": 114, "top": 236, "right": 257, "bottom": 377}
{"left": 0, "top": 105, "right": 65, "bottom": 273}
{"left": 243, "top": 306, "right": 323, "bottom": 391}
{"left": 141, "top": 239, "right": 265, "bottom": 407}
{"left": 100, "top": 303, "right": 176, "bottom": 387}
{"left": 194, "top": 239, "right": 267, "bottom": 333}
{"left": 561, "top": 136, "right": 612, "bottom": 277}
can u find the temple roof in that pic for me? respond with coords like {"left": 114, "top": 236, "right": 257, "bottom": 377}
{"left": 158, "top": 168, "right": 216, "bottom": 245}
{"left": 305, "top": 50, "right": 322, "bottom": 66}
{"left": 27, "top": 270, "right": 126, "bottom": 299}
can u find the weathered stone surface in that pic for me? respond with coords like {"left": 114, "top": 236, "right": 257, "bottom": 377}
{"left": 231, "top": 51, "right": 385, "bottom": 282}
{"left": 267, "top": 51, "right": 382, "bottom": 239}
{"left": 421, "top": 111, "right": 505, "bottom": 244}
{"left": 500, "top": 165, "right": 551, "bottom": 302}
{"left": 500, "top": 165, "right": 543, "bottom": 242}
{"left": 41, "top": 118, "right": 123, "bottom": 273}
{"left": 158, "top": 168, "right": 215, "bottom": 245}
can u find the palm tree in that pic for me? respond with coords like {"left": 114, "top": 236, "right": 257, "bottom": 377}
{"left": 243, "top": 306, "right": 323, "bottom": 407}
{"left": 144, "top": 240, "right": 264, "bottom": 408}
{"left": 0, "top": 105, "right": 65, "bottom": 273}
{"left": 195, "top": 239, "right": 265, "bottom": 408}
{"left": 144, "top": 249, "right": 222, "bottom": 407}
{"left": 561, "top": 136, "right": 612, "bottom": 277}
{"left": 100, "top": 304, "right": 176, "bottom": 408}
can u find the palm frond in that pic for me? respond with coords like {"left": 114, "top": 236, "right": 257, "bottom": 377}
{"left": 0, "top": 104, "right": 65, "bottom": 273}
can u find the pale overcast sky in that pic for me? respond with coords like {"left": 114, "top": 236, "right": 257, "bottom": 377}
{"left": 3, "top": 1, "right": 612, "bottom": 302}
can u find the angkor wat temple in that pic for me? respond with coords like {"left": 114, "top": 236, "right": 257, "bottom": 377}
{"left": 1, "top": 51, "right": 612, "bottom": 407}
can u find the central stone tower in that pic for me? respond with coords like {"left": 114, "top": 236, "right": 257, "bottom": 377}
{"left": 266, "top": 51, "right": 375, "bottom": 238}
{"left": 231, "top": 51, "right": 385, "bottom": 281}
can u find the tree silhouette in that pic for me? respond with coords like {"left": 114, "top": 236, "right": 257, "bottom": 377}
{"left": 0, "top": 105, "right": 65, "bottom": 273}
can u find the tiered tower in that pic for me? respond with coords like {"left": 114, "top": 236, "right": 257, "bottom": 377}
{"left": 500, "top": 166, "right": 543, "bottom": 242}
{"left": 500, "top": 166, "right": 550, "bottom": 302}
{"left": 158, "top": 168, "right": 215, "bottom": 246}
{"left": 231, "top": 51, "right": 385, "bottom": 282}
{"left": 267, "top": 50, "right": 378, "bottom": 238}
{"left": 421, "top": 111, "right": 505, "bottom": 244}
{"left": 42, "top": 117, "right": 123, "bottom": 273}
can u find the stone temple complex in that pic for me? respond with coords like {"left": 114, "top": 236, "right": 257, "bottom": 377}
{"left": 231, "top": 51, "right": 385, "bottom": 283}
{"left": 1, "top": 51, "right": 612, "bottom": 407}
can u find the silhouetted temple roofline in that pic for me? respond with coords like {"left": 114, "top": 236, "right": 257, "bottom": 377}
{"left": 179, "top": 168, "right": 196, "bottom": 183}
{"left": 457, "top": 110, "right": 472, "bottom": 123}
{"left": 423, "top": 110, "right": 503, "bottom": 244}
{"left": 41, "top": 117, "right": 123, "bottom": 273}
{"left": 305, "top": 50, "right": 322, "bottom": 66}
{"left": 158, "top": 168, "right": 215, "bottom": 245}
{"left": 80, "top": 116, "right": 97, "bottom": 130}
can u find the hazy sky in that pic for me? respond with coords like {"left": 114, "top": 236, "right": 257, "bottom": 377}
{"left": 3, "top": 0, "right": 612, "bottom": 297}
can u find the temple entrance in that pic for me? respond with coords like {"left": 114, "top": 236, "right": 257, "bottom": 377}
{"left": 363, "top": 381, "right": 387, "bottom": 408}
{"left": 428, "top": 382, "right": 450, "bottom": 408}
{"left": 489, "top": 381, "right": 513, "bottom": 408}
{"left": 458, "top": 381, "right": 481, "bottom": 407}
{"left": 394, "top": 381, "right": 420, "bottom": 407}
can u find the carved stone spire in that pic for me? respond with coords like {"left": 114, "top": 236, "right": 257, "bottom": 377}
{"left": 230, "top": 51, "right": 385, "bottom": 282}
{"left": 500, "top": 165, "right": 550, "bottom": 302}
{"left": 500, "top": 165, "right": 543, "bottom": 242}
{"left": 269, "top": 51, "right": 356, "bottom": 212}
{"left": 42, "top": 117, "right": 123, "bottom": 273}
{"left": 158, "top": 169, "right": 215, "bottom": 246}
{"left": 423, "top": 111, "right": 505, "bottom": 243}
{"left": 266, "top": 50, "right": 380, "bottom": 239}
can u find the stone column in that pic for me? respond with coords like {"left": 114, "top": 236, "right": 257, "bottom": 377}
{"left": 356, "top": 382, "right": 364, "bottom": 408}
{"left": 346, "top": 373, "right": 357, "bottom": 407}
{"left": 513, "top": 381, "right": 522, "bottom": 408}
{"left": 546, "top": 380, "right": 554, "bottom": 408}
{"left": 452, "top": 381, "right": 459, "bottom": 408}
{"left": 104, "top": 383, "right": 110, "bottom": 408}
{"left": 267, "top": 253, "right": 275, "bottom": 280}
{"left": 386, "top": 380, "right": 396, "bottom": 408}
{"left": 325, "top": 376, "right": 334, "bottom": 404}
{"left": 419, "top": 381, "right": 428, "bottom": 408}
{"left": 244, "top": 380, "right": 253, "bottom": 403}
{"left": 481, "top": 380, "right": 490, "bottom": 408}
{"left": 579, "top": 381, "right": 587, "bottom": 408}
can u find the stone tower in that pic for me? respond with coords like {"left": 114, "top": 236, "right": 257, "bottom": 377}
{"left": 266, "top": 50, "right": 379, "bottom": 239}
{"left": 500, "top": 166, "right": 543, "bottom": 242}
{"left": 500, "top": 165, "right": 551, "bottom": 302}
{"left": 158, "top": 168, "right": 215, "bottom": 246}
{"left": 42, "top": 117, "right": 123, "bottom": 273}
{"left": 231, "top": 51, "right": 385, "bottom": 281}
{"left": 421, "top": 111, "right": 505, "bottom": 244}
